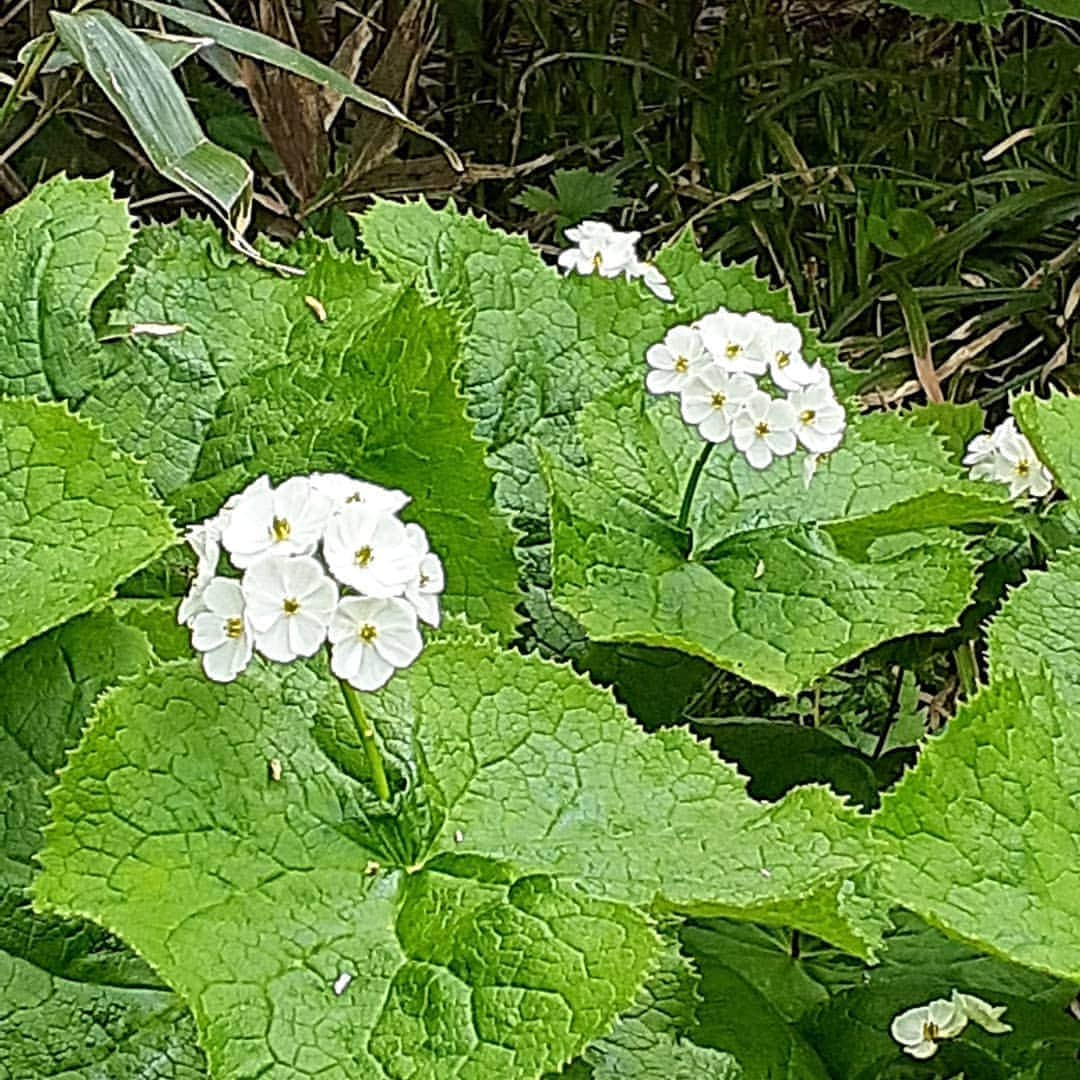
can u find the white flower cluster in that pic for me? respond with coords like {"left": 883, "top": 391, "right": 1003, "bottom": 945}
{"left": 890, "top": 990, "right": 1011, "bottom": 1060}
{"left": 557, "top": 221, "right": 673, "bottom": 301}
{"left": 177, "top": 474, "right": 444, "bottom": 690}
{"left": 964, "top": 415, "right": 1053, "bottom": 499}
{"left": 645, "top": 308, "right": 846, "bottom": 469}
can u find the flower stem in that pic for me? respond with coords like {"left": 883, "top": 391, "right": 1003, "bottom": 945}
{"left": 677, "top": 441, "right": 716, "bottom": 532}
{"left": 338, "top": 678, "right": 391, "bottom": 804}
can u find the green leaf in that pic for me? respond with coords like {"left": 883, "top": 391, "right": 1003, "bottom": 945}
{"left": 516, "top": 169, "right": 625, "bottom": 229}
{"left": 0, "top": 949, "right": 206, "bottom": 1078}
{"left": 52, "top": 11, "right": 253, "bottom": 238}
{"left": 135, "top": 0, "right": 462, "bottom": 171}
{"left": 35, "top": 637, "right": 893, "bottom": 1073}
{"left": 875, "top": 558, "right": 1080, "bottom": 980}
{"left": 0, "top": 399, "right": 176, "bottom": 658}
{"left": 34, "top": 657, "right": 658, "bottom": 1079}
{"left": 83, "top": 221, "right": 521, "bottom": 639}
{"left": 683, "top": 923, "right": 832, "bottom": 1080}
{"left": 0, "top": 609, "right": 205, "bottom": 1073}
{"left": 801, "top": 913, "right": 1080, "bottom": 1080}
{"left": 866, "top": 208, "right": 936, "bottom": 258}
{"left": 0, "top": 175, "right": 131, "bottom": 400}
{"left": 582, "top": 934, "right": 741, "bottom": 1079}
{"left": 547, "top": 459, "right": 980, "bottom": 695}
{"left": 1013, "top": 391, "right": 1080, "bottom": 501}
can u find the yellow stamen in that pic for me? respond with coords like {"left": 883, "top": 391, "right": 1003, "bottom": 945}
{"left": 359, "top": 624, "right": 378, "bottom": 644}
{"left": 922, "top": 1022, "right": 939, "bottom": 1041}
{"left": 800, "top": 409, "right": 816, "bottom": 425}
{"left": 225, "top": 617, "right": 244, "bottom": 639}
{"left": 271, "top": 517, "right": 291, "bottom": 543}
{"left": 674, "top": 356, "right": 689, "bottom": 374}
{"left": 710, "top": 392, "right": 726, "bottom": 410}
{"left": 282, "top": 598, "right": 300, "bottom": 616}
{"left": 419, "top": 573, "right": 430, "bottom": 587}
{"left": 1015, "top": 460, "right": 1030, "bottom": 477}
{"left": 355, "top": 545, "right": 373, "bottom": 567}
{"left": 776, "top": 351, "right": 791, "bottom": 368}
{"left": 725, "top": 343, "right": 741, "bottom": 359}
{"left": 755, "top": 421, "right": 770, "bottom": 437}
{"left": 592, "top": 252, "right": 603, "bottom": 271}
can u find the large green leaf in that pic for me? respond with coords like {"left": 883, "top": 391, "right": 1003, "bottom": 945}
{"left": 0, "top": 175, "right": 131, "bottom": 400}
{"left": 682, "top": 923, "right": 831, "bottom": 1080}
{"left": 0, "top": 399, "right": 176, "bottom": 657}
{"left": 0, "top": 949, "right": 205, "bottom": 1079}
{"left": 575, "top": 934, "right": 740, "bottom": 1079}
{"left": 547, "top": 457, "right": 980, "bottom": 695}
{"left": 34, "top": 657, "right": 657, "bottom": 1079}
{"left": 82, "top": 220, "right": 521, "bottom": 639}
{"left": 875, "top": 558, "right": 1080, "bottom": 980}
{"left": 34, "top": 635, "right": 894, "bottom": 1076}
{"left": 0, "top": 609, "right": 206, "bottom": 1074}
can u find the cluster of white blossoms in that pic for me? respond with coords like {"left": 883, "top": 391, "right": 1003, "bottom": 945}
{"left": 645, "top": 308, "right": 846, "bottom": 469}
{"left": 890, "top": 990, "right": 1011, "bottom": 1059}
{"left": 557, "top": 220, "right": 673, "bottom": 301}
{"left": 177, "top": 473, "right": 444, "bottom": 690}
{"left": 964, "top": 415, "right": 1053, "bottom": 499}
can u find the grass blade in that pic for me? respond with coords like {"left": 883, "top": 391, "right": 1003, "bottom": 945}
{"left": 51, "top": 10, "right": 252, "bottom": 236}
{"left": 133, "top": 0, "right": 463, "bottom": 172}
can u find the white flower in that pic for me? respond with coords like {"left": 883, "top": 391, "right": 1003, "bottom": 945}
{"left": 221, "top": 475, "right": 332, "bottom": 569}
{"left": 557, "top": 221, "right": 640, "bottom": 279}
{"left": 695, "top": 310, "right": 768, "bottom": 376}
{"left": 788, "top": 376, "right": 846, "bottom": 454}
{"left": 178, "top": 519, "right": 222, "bottom": 625}
{"left": 628, "top": 259, "right": 673, "bottom": 301}
{"left": 680, "top": 368, "right": 758, "bottom": 443}
{"left": 310, "top": 472, "right": 410, "bottom": 516}
{"left": 242, "top": 555, "right": 339, "bottom": 662}
{"left": 732, "top": 390, "right": 797, "bottom": 469}
{"left": 890, "top": 996, "right": 967, "bottom": 1060}
{"left": 993, "top": 426, "right": 1053, "bottom": 499}
{"left": 748, "top": 314, "right": 818, "bottom": 391}
{"left": 329, "top": 596, "right": 423, "bottom": 691}
{"left": 323, "top": 506, "right": 422, "bottom": 597}
{"left": 645, "top": 325, "right": 710, "bottom": 396}
{"left": 964, "top": 417, "right": 1053, "bottom": 499}
{"left": 403, "top": 524, "right": 445, "bottom": 626}
{"left": 952, "top": 991, "right": 1011, "bottom": 1034}
{"left": 189, "top": 577, "right": 254, "bottom": 683}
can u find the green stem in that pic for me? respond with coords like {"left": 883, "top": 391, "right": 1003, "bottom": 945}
{"left": 339, "top": 678, "right": 391, "bottom": 804}
{"left": 677, "top": 441, "right": 716, "bottom": 532}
